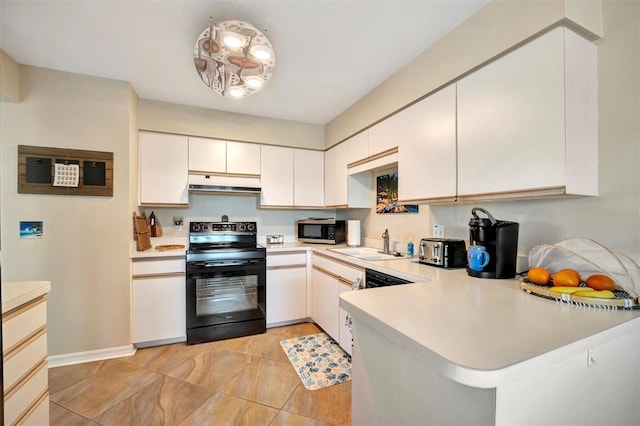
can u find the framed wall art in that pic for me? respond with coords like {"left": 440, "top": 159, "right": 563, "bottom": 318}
{"left": 376, "top": 172, "right": 418, "bottom": 214}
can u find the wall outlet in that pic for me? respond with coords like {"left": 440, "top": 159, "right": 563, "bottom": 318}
{"left": 433, "top": 224, "right": 445, "bottom": 238}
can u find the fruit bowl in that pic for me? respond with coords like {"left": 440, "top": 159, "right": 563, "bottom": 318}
{"left": 519, "top": 278, "right": 640, "bottom": 310}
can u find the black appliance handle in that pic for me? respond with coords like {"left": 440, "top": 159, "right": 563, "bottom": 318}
{"left": 471, "top": 207, "right": 497, "bottom": 225}
{"left": 189, "top": 259, "right": 263, "bottom": 268}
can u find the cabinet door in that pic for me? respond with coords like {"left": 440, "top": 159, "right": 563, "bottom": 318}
{"left": 333, "top": 142, "right": 348, "bottom": 207}
{"left": 338, "top": 281, "right": 354, "bottom": 356}
{"left": 311, "top": 267, "right": 339, "bottom": 340}
{"left": 227, "top": 141, "right": 261, "bottom": 175}
{"left": 260, "top": 145, "right": 294, "bottom": 206}
{"left": 132, "top": 275, "right": 186, "bottom": 343}
{"left": 267, "top": 265, "right": 307, "bottom": 325}
{"left": 346, "top": 131, "right": 369, "bottom": 166}
{"left": 369, "top": 114, "right": 399, "bottom": 157}
{"left": 457, "top": 28, "right": 566, "bottom": 197}
{"left": 139, "top": 132, "right": 189, "bottom": 205}
{"left": 324, "top": 147, "right": 335, "bottom": 207}
{"left": 398, "top": 84, "right": 457, "bottom": 203}
{"left": 294, "top": 149, "right": 324, "bottom": 207}
{"left": 188, "top": 137, "right": 226, "bottom": 174}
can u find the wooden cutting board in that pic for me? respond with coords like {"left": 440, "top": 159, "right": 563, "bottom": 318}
{"left": 155, "top": 244, "right": 185, "bottom": 251}
{"left": 133, "top": 212, "right": 152, "bottom": 251}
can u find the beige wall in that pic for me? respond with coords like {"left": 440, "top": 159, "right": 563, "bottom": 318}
{"left": 139, "top": 99, "right": 324, "bottom": 150}
{"left": 343, "top": 0, "right": 640, "bottom": 263}
{"left": 1, "top": 67, "right": 134, "bottom": 356}
{"left": 0, "top": 49, "right": 20, "bottom": 102}
{"left": 325, "top": 0, "right": 603, "bottom": 147}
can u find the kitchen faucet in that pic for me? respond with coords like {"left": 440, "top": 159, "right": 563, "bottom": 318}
{"left": 382, "top": 229, "right": 390, "bottom": 254}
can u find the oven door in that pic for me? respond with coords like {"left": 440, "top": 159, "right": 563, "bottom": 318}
{"left": 186, "top": 256, "right": 266, "bottom": 331}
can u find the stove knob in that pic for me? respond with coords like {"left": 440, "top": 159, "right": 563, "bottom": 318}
{"left": 238, "top": 223, "right": 246, "bottom": 231}
{"left": 192, "top": 223, "right": 201, "bottom": 232}
{"left": 247, "top": 223, "right": 255, "bottom": 231}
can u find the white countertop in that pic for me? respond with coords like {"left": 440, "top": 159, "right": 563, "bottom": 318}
{"left": 340, "top": 266, "right": 640, "bottom": 388}
{"left": 2, "top": 281, "right": 51, "bottom": 313}
{"left": 128, "top": 237, "right": 640, "bottom": 388}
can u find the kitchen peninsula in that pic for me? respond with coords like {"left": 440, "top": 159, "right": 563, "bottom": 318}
{"left": 340, "top": 266, "right": 640, "bottom": 425}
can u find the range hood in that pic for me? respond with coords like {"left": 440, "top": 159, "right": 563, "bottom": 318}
{"left": 188, "top": 174, "right": 261, "bottom": 194}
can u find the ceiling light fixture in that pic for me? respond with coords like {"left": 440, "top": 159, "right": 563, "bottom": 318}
{"left": 194, "top": 18, "right": 275, "bottom": 98}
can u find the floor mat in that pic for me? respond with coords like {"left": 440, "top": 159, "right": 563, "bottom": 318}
{"left": 280, "top": 332, "right": 352, "bottom": 390}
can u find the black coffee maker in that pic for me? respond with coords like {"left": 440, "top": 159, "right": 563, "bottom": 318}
{"left": 467, "top": 207, "right": 519, "bottom": 279}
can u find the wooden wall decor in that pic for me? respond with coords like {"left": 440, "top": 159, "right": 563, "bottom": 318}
{"left": 18, "top": 145, "right": 113, "bottom": 196}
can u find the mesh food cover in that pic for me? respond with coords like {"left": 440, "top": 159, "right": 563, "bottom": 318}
{"left": 528, "top": 238, "right": 640, "bottom": 299}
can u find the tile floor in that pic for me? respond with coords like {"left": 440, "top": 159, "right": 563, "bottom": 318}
{"left": 49, "top": 322, "right": 352, "bottom": 425}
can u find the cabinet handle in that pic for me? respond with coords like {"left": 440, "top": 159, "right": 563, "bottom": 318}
{"left": 132, "top": 272, "right": 185, "bottom": 279}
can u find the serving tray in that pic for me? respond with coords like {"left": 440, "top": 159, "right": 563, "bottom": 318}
{"left": 519, "top": 278, "right": 640, "bottom": 310}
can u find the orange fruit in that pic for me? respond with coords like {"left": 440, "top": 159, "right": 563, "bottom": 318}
{"left": 553, "top": 269, "right": 580, "bottom": 287}
{"left": 527, "top": 267, "right": 551, "bottom": 285}
{"left": 556, "top": 268, "right": 581, "bottom": 282}
{"left": 585, "top": 274, "right": 616, "bottom": 291}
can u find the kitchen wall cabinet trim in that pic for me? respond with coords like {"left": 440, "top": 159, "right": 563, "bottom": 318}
{"left": 457, "top": 185, "right": 567, "bottom": 202}
{"left": 347, "top": 147, "right": 398, "bottom": 170}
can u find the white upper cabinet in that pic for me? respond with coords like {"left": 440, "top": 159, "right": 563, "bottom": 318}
{"left": 227, "top": 141, "right": 261, "bottom": 175}
{"left": 294, "top": 149, "right": 324, "bottom": 207}
{"left": 324, "top": 146, "right": 336, "bottom": 207}
{"left": 368, "top": 114, "right": 399, "bottom": 157}
{"left": 345, "top": 116, "right": 399, "bottom": 174}
{"left": 188, "top": 137, "right": 225, "bottom": 174}
{"left": 260, "top": 145, "right": 294, "bottom": 206}
{"left": 346, "top": 131, "right": 369, "bottom": 166}
{"left": 456, "top": 27, "right": 597, "bottom": 200}
{"left": 261, "top": 146, "right": 324, "bottom": 208}
{"left": 398, "top": 84, "right": 457, "bottom": 203}
{"left": 139, "top": 132, "right": 189, "bottom": 206}
{"left": 188, "top": 137, "right": 260, "bottom": 175}
{"left": 324, "top": 143, "right": 348, "bottom": 207}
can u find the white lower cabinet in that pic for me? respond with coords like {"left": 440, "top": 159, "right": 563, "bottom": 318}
{"left": 131, "top": 256, "right": 186, "bottom": 345}
{"left": 311, "top": 253, "right": 363, "bottom": 354}
{"left": 266, "top": 251, "right": 308, "bottom": 325}
{"left": 338, "top": 281, "right": 354, "bottom": 356}
{"left": 3, "top": 295, "right": 49, "bottom": 426}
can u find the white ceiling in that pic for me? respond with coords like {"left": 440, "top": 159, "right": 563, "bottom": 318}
{"left": 0, "top": 0, "right": 489, "bottom": 125}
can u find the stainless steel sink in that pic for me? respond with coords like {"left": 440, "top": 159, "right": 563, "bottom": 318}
{"left": 329, "top": 247, "right": 403, "bottom": 261}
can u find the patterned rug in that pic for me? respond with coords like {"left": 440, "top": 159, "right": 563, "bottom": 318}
{"left": 280, "top": 332, "right": 352, "bottom": 390}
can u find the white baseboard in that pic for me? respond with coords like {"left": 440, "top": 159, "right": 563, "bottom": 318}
{"left": 47, "top": 344, "right": 136, "bottom": 368}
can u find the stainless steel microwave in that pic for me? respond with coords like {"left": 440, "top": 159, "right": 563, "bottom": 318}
{"left": 297, "top": 218, "right": 346, "bottom": 244}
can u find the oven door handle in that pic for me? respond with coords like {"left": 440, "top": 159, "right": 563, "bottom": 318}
{"left": 189, "top": 259, "right": 264, "bottom": 268}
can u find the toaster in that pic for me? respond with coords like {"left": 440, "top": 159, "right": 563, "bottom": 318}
{"left": 419, "top": 238, "right": 467, "bottom": 268}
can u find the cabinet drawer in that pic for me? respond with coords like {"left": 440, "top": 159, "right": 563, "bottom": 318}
{"left": 132, "top": 257, "right": 185, "bottom": 276}
{"left": 2, "top": 298, "right": 47, "bottom": 352}
{"left": 4, "top": 330, "right": 47, "bottom": 392}
{"left": 267, "top": 252, "right": 307, "bottom": 268}
{"left": 4, "top": 360, "right": 48, "bottom": 426}
{"left": 20, "top": 392, "right": 49, "bottom": 426}
{"left": 313, "top": 254, "right": 363, "bottom": 283}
